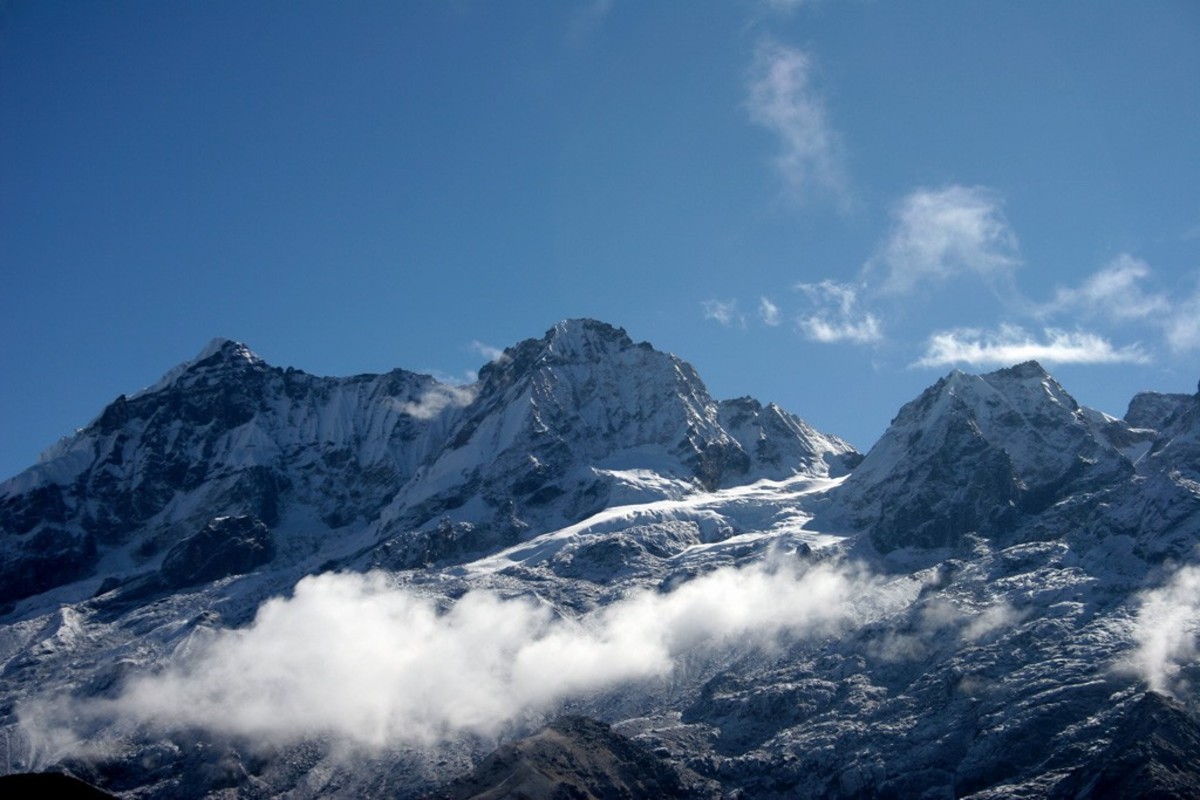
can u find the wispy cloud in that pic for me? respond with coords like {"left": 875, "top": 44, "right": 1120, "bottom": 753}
{"left": 703, "top": 299, "right": 744, "bottom": 328}
{"left": 1036, "top": 257, "right": 1200, "bottom": 355}
{"left": 24, "top": 562, "right": 871, "bottom": 751}
{"left": 1041, "top": 254, "right": 1169, "bottom": 321}
{"left": 746, "top": 41, "right": 846, "bottom": 204}
{"left": 913, "top": 324, "right": 1150, "bottom": 368}
{"left": 961, "top": 601, "right": 1028, "bottom": 643}
{"left": 795, "top": 280, "right": 883, "bottom": 344}
{"left": 1121, "top": 564, "right": 1200, "bottom": 696}
{"left": 398, "top": 384, "right": 478, "bottom": 420}
{"left": 1164, "top": 283, "right": 1200, "bottom": 353}
{"left": 871, "top": 185, "right": 1019, "bottom": 295}
{"left": 470, "top": 340, "right": 509, "bottom": 364}
{"left": 759, "top": 296, "right": 782, "bottom": 326}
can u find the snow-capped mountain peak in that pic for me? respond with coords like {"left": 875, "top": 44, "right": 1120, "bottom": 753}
{"left": 133, "top": 337, "right": 265, "bottom": 400}
{"left": 1, "top": 329, "right": 1199, "bottom": 799}
{"left": 0, "top": 321, "right": 855, "bottom": 608}
{"left": 833, "top": 360, "right": 1151, "bottom": 552}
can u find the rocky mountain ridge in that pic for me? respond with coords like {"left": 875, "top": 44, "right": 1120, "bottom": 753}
{"left": 1, "top": 320, "right": 1197, "bottom": 799}
{"left": 0, "top": 320, "right": 857, "bottom": 610}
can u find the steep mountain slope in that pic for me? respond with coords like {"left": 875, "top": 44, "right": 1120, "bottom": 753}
{"left": 425, "top": 716, "right": 693, "bottom": 800}
{"left": 0, "top": 324, "right": 1197, "bottom": 799}
{"left": 0, "top": 320, "right": 857, "bottom": 609}
{"left": 830, "top": 361, "right": 1155, "bottom": 553}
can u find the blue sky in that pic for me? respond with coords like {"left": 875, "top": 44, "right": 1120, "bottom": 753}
{"left": 2, "top": 1, "right": 1199, "bottom": 479}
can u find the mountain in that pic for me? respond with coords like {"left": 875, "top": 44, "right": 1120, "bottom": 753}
{"left": 830, "top": 361, "right": 1156, "bottom": 553}
{"left": 0, "top": 320, "right": 857, "bottom": 609}
{"left": 424, "top": 716, "right": 693, "bottom": 800}
{"left": 0, "top": 320, "right": 1197, "bottom": 799}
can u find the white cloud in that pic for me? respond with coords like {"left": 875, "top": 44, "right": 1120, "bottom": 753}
{"left": 759, "top": 296, "right": 782, "bottom": 326}
{"left": 1121, "top": 564, "right": 1200, "bottom": 696}
{"left": 961, "top": 602, "right": 1027, "bottom": 643}
{"left": 801, "top": 316, "right": 883, "bottom": 345}
{"left": 871, "top": 185, "right": 1019, "bottom": 294}
{"left": 1165, "top": 284, "right": 1200, "bottom": 353}
{"left": 795, "top": 280, "right": 883, "bottom": 344}
{"left": 24, "top": 562, "right": 871, "bottom": 751}
{"left": 398, "top": 384, "right": 478, "bottom": 420}
{"left": 1042, "top": 254, "right": 1169, "bottom": 321}
{"left": 914, "top": 324, "right": 1150, "bottom": 368}
{"left": 703, "top": 299, "right": 744, "bottom": 328}
{"left": 746, "top": 41, "right": 846, "bottom": 203}
{"left": 470, "top": 340, "right": 509, "bottom": 364}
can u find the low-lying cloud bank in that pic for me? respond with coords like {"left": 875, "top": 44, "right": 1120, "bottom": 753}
{"left": 23, "top": 560, "right": 869, "bottom": 752}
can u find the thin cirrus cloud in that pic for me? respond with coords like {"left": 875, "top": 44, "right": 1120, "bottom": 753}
{"left": 1165, "top": 285, "right": 1200, "bottom": 353}
{"left": 795, "top": 280, "right": 882, "bottom": 344}
{"left": 703, "top": 299, "right": 744, "bottom": 328}
{"left": 759, "top": 296, "right": 782, "bottom": 326}
{"left": 913, "top": 324, "right": 1150, "bottom": 368}
{"left": 470, "top": 340, "right": 510, "bottom": 364}
{"left": 746, "top": 40, "right": 847, "bottom": 205}
{"left": 1038, "top": 256, "right": 1200, "bottom": 355}
{"left": 1040, "top": 254, "right": 1169, "bottom": 321}
{"left": 869, "top": 185, "right": 1020, "bottom": 295}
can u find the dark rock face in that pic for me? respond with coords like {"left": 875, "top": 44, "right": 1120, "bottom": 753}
{"left": 0, "top": 527, "right": 96, "bottom": 607}
{"left": 1053, "top": 693, "right": 1200, "bottom": 799}
{"left": 427, "top": 716, "right": 693, "bottom": 800}
{"left": 160, "top": 515, "right": 275, "bottom": 588}
{"left": 833, "top": 362, "right": 1150, "bottom": 553}
{"left": 1125, "top": 390, "right": 1195, "bottom": 430}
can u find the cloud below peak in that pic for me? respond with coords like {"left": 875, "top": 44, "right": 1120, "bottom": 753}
{"left": 1122, "top": 564, "right": 1200, "bottom": 697}
{"left": 22, "top": 562, "right": 870, "bottom": 752}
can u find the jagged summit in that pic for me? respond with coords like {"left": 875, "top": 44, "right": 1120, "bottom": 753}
{"left": 834, "top": 361, "right": 1148, "bottom": 552}
{"left": 2, "top": 334, "right": 1199, "bottom": 800}
{"left": 193, "top": 337, "right": 261, "bottom": 365}
{"left": 540, "top": 318, "right": 639, "bottom": 357}
{"left": 478, "top": 319, "right": 645, "bottom": 383}
{"left": 0, "top": 320, "right": 856, "bottom": 607}
{"left": 1126, "top": 389, "right": 1197, "bottom": 430}
{"left": 133, "top": 337, "right": 266, "bottom": 401}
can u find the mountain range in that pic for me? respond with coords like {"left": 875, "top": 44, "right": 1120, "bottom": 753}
{"left": 1, "top": 319, "right": 1197, "bottom": 798}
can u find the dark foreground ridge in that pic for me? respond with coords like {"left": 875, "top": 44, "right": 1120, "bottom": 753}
{"left": 0, "top": 772, "right": 120, "bottom": 799}
{"left": 426, "top": 716, "right": 693, "bottom": 800}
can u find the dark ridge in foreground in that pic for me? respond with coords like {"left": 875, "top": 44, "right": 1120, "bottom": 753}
{"left": 425, "top": 716, "right": 696, "bottom": 800}
{"left": 0, "top": 772, "right": 120, "bottom": 798}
